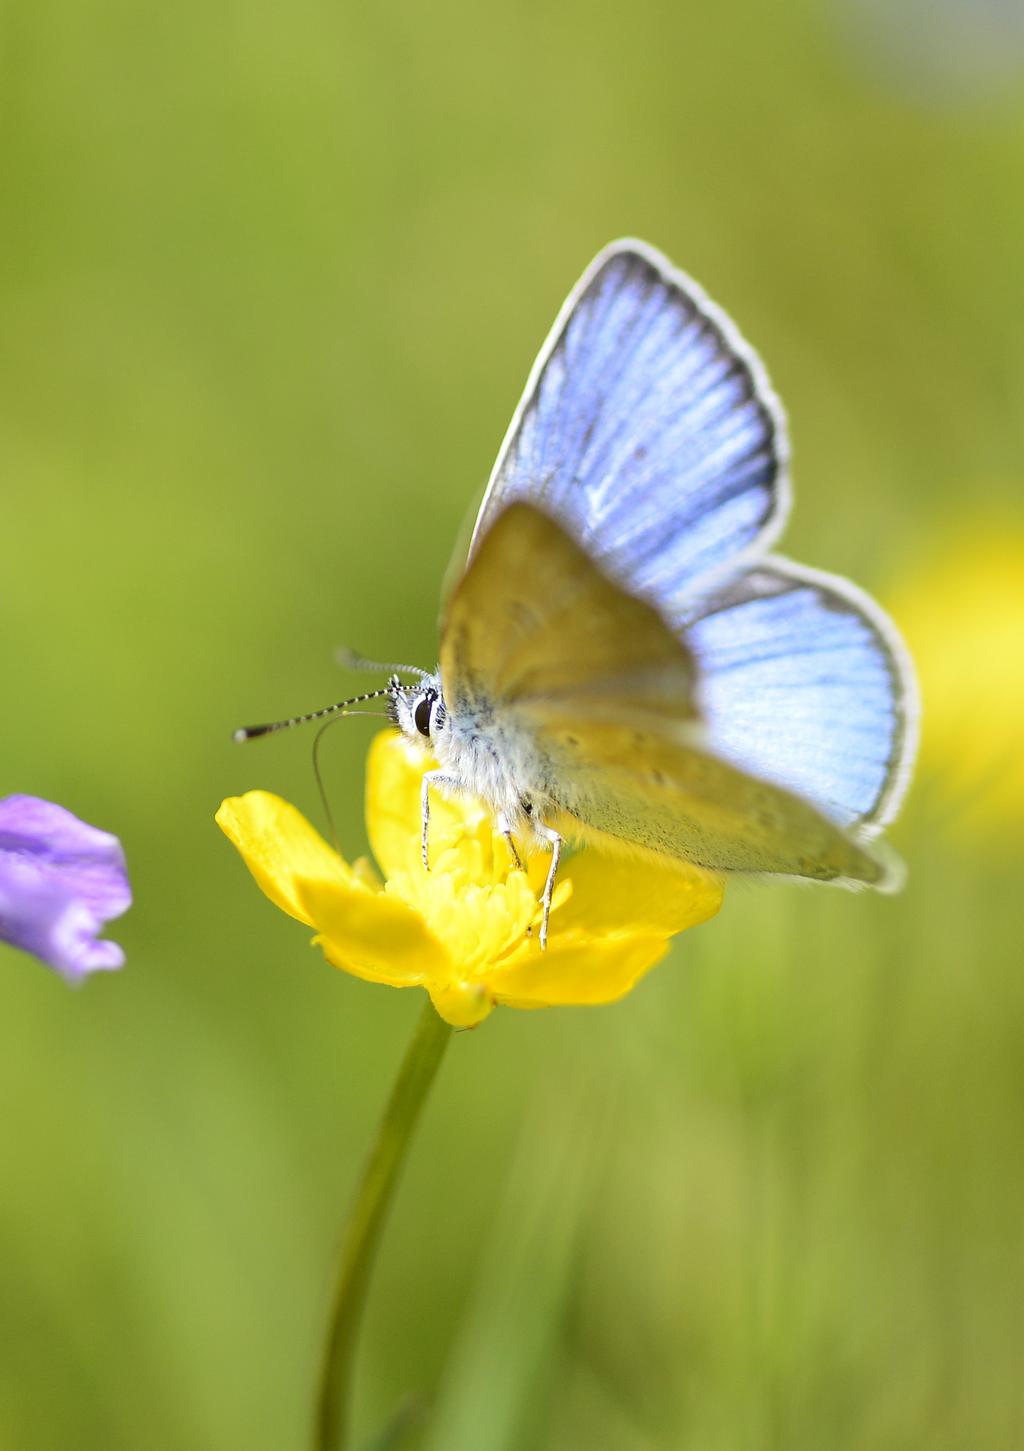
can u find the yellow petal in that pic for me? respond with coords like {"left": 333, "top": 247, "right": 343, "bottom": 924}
{"left": 216, "top": 791, "right": 353, "bottom": 926}
{"left": 365, "top": 732, "right": 438, "bottom": 880}
{"left": 481, "top": 848, "right": 723, "bottom": 1009}
{"left": 487, "top": 933, "right": 673, "bottom": 1008}
{"left": 544, "top": 846, "right": 724, "bottom": 939}
{"left": 300, "top": 875, "right": 451, "bottom": 986}
{"left": 218, "top": 790, "right": 448, "bottom": 987}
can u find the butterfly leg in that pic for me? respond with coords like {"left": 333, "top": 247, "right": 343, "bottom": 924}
{"left": 534, "top": 818, "right": 562, "bottom": 950}
{"left": 420, "top": 770, "right": 461, "bottom": 871}
{"left": 497, "top": 813, "right": 524, "bottom": 872}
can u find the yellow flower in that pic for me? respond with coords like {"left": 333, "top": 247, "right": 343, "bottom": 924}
{"left": 217, "top": 731, "right": 724, "bottom": 1027}
{"left": 888, "top": 520, "right": 1024, "bottom": 838}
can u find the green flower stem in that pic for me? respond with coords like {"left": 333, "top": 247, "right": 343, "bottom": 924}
{"left": 315, "top": 997, "right": 453, "bottom": 1451}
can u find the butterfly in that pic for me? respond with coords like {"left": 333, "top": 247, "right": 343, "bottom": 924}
{"left": 237, "top": 240, "right": 918, "bottom": 947}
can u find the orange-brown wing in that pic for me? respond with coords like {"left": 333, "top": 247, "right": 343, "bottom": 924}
{"left": 537, "top": 716, "right": 896, "bottom": 886}
{"left": 439, "top": 502, "right": 698, "bottom": 722}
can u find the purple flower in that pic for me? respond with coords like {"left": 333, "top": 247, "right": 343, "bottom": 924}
{"left": 0, "top": 796, "right": 130, "bottom": 982}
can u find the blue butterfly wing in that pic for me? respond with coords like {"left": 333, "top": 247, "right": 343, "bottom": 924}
{"left": 471, "top": 239, "right": 790, "bottom": 605}
{"left": 466, "top": 238, "right": 916, "bottom": 845}
{"left": 679, "top": 560, "right": 918, "bottom": 831}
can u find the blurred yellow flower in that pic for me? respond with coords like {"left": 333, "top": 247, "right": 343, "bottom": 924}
{"left": 888, "top": 521, "right": 1024, "bottom": 836}
{"left": 217, "top": 732, "right": 724, "bottom": 1027}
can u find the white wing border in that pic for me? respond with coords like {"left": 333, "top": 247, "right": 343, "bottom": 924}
{"left": 469, "top": 236, "right": 793, "bottom": 591}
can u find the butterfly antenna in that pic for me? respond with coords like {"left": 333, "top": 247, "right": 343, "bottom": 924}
{"left": 311, "top": 716, "right": 346, "bottom": 851}
{"left": 308, "top": 705, "right": 391, "bottom": 849}
{"left": 336, "top": 646, "right": 429, "bottom": 680}
{"left": 232, "top": 687, "right": 392, "bottom": 743}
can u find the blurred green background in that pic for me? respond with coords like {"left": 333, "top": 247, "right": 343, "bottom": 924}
{"left": 2, "top": 1, "right": 1022, "bottom": 1447}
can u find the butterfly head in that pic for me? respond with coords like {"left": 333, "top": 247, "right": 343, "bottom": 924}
{"left": 387, "top": 672, "right": 449, "bottom": 748}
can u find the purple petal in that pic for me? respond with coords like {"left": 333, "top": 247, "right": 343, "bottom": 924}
{"left": 0, "top": 796, "right": 131, "bottom": 982}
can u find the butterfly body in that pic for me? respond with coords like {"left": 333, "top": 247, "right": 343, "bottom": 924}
{"left": 409, "top": 673, "right": 543, "bottom": 842}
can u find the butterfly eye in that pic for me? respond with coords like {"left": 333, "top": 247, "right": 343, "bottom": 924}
{"left": 413, "top": 692, "right": 435, "bottom": 738}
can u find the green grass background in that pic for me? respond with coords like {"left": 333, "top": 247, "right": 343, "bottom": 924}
{"left": 1, "top": 2, "right": 1022, "bottom": 1447}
